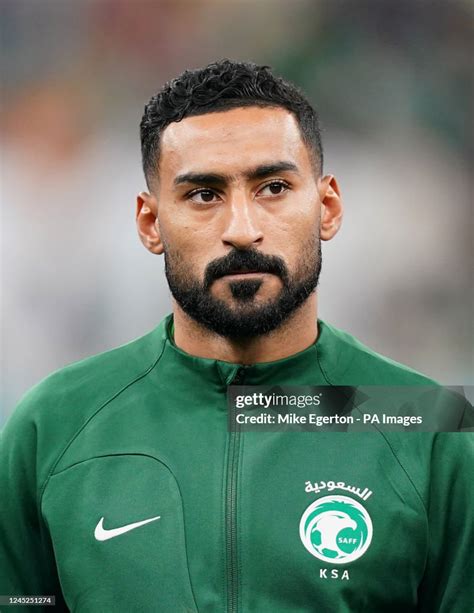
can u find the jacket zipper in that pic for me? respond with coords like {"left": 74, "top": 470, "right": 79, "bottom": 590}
{"left": 226, "top": 366, "right": 245, "bottom": 613}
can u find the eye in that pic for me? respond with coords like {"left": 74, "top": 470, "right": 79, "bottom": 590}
{"left": 258, "top": 181, "right": 289, "bottom": 197}
{"left": 188, "top": 189, "right": 221, "bottom": 204}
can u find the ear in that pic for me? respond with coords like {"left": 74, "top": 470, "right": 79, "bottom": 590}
{"left": 318, "top": 175, "right": 343, "bottom": 241}
{"left": 136, "top": 191, "right": 165, "bottom": 255}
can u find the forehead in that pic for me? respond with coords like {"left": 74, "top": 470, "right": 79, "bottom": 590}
{"left": 158, "top": 106, "right": 311, "bottom": 180}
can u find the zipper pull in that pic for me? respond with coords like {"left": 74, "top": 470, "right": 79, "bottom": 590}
{"left": 231, "top": 367, "right": 246, "bottom": 385}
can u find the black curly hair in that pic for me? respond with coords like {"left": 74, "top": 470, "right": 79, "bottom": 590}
{"left": 140, "top": 59, "right": 323, "bottom": 188}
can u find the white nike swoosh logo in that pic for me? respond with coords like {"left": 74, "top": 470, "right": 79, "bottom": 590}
{"left": 94, "top": 515, "right": 161, "bottom": 541}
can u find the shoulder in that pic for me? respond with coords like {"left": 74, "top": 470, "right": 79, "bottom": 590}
{"left": 14, "top": 323, "right": 165, "bottom": 419}
{"left": 2, "top": 320, "right": 169, "bottom": 473}
{"left": 316, "top": 319, "right": 437, "bottom": 386}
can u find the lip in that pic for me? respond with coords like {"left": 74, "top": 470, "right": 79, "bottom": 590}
{"left": 223, "top": 271, "right": 266, "bottom": 278}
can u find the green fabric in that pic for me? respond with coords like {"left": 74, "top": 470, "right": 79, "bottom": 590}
{"left": 1, "top": 314, "right": 472, "bottom": 612}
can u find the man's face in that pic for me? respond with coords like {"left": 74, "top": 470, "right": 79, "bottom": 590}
{"left": 144, "top": 106, "right": 328, "bottom": 339}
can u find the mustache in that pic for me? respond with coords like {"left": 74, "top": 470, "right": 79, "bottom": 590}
{"left": 204, "top": 249, "right": 289, "bottom": 289}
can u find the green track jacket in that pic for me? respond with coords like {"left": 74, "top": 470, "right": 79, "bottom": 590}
{"left": 1, "top": 314, "right": 473, "bottom": 612}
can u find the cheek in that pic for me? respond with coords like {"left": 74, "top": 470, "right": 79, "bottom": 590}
{"left": 270, "top": 186, "right": 319, "bottom": 226}
{"left": 162, "top": 204, "right": 218, "bottom": 246}
{"left": 162, "top": 227, "right": 216, "bottom": 282}
{"left": 269, "top": 203, "right": 319, "bottom": 255}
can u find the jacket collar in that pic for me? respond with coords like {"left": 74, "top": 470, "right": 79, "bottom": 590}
{"left": 157, "top": 313, "right": 332, "bottom": 386}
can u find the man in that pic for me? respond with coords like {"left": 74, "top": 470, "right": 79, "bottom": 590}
{"left": 1, "top": 60, "right": 472, "bottom": 612}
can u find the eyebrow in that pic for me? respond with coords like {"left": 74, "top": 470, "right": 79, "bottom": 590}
{"left": 173, "top": 161, "right": 300, "bottom": 187}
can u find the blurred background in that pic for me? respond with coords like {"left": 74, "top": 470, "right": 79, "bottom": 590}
{"left": 1, "top": 0, "right": 473, "bottom": 424}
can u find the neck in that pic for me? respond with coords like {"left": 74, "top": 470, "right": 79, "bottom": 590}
{"left": 172, "top": 294, "right": 319, "bottom": 364}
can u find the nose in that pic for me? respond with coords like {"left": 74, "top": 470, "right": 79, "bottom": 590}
{"left": 221, "top": 194, "right": 264, "bottom": 250}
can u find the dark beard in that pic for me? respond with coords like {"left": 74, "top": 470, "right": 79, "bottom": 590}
{"left": 163, "top": 241, "right": 322, "bottom": 340}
